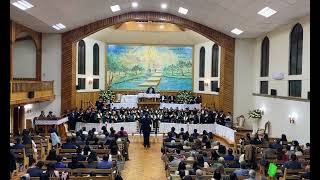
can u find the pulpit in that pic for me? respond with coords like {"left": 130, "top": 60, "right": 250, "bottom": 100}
{"left": 34, "top": 117, "right": 68, "bottom": 140}
{"left": 137, "top": 93, "right": 160, "bottom": 109}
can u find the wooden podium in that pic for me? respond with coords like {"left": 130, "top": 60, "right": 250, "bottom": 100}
{"left": 137, "top": 93, "right": 160, "bottom": 109}
{"left": 34, "top": 117, "right": 68, "bottom": 140}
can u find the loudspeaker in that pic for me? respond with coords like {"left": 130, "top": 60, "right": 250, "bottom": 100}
{"left": 308, "top": 91, "right": 310, "bottom": 100}
{"left": 28, "top": 91, "right": 34, "bottom": 98}
{"left": 76, "top": 85, "right": 80, "bottom": 90}
{"left": 270, "top": 89, "right": 277, "bottom": 96}
{"left": 215, "top": 88, "right": 220, "bottom": 92}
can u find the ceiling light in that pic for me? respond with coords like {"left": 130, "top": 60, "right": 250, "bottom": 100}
{"left": 132, "top": 2, "right": 138, "bottom": 8}
{"left": 257, "top": 7, "right": 277, "bottom": 18}
{"left": 178, "top": 7, "right": 188, "bottom": 15}
{"left": 12, "top": 0, "right": 34, "bottom": 10}
{"left": 52, "top": 23, "right": 66, "bottom": 30}
{"left": 110, "top": 5, "right": 121, "bottom": 12}
{"left": 161, "top": 3, "right": 167, "bottom": 9}
{"left": 231, "top": 28, "right": 243, "bottom": 35}
{"left": 159, "top": 25, "right": 164, "bottom": 29}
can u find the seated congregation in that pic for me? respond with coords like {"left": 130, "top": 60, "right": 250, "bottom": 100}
{"left": 10, "top": 125, "right": 130, "bottom": 179}
{"left": 161, "top": 127, "right": 310, "bottom": 180}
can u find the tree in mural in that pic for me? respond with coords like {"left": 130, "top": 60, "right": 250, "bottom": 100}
{"left": 131, "top": 64, "right": 144, "bottom": 75}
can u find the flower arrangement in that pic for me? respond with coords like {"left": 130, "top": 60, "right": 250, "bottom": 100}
{"left": 99, "top": 86, "right": 115, "bottom": 102}
{"left": 176, "top": 90, "right": 194, "bottom": 104}
{"left": 248, "top": 109, "right": 263, "bottom": 119}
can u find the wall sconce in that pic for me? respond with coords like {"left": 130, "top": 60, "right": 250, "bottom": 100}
{"left": 87, "top": 77, "right": 93, "bottom": 84}
{"left": 24, "top": 104, "right": 32, "bottom": 113}
{"left": 289, "top": 113, "right": 297, "bottom": 124}
{"left": 259, "top": 107, "right": 265, "bottom": 115}
{"left": 204, "top": 79, "right": 210, "bottom": 86}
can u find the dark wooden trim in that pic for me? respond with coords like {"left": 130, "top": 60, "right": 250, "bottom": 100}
{"left": 252, "top": 93, "right": 310, "bottom": 102}
{"left": 61, "top": 11, "right": 235, "bottom": 113}
{"left": 13, "top": 78, "right": 37, "bottom": 81}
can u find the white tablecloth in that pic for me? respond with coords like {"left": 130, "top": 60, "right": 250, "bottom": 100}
{"left": 110, "top": 103, "right": 138, "bottom": 109}
{"left": 137, "top": 93, "right": 160, "bottom": 98}
{"left": 35, "top": 117, "right": 68, "bottom": 125}
{"left": 76, "top": 122, "right": 235, "bottom": 143}
{"left": 76, "top": 122, "right": 137, "bottom": 134}
{"left": 120, "top": 95, "right": 139, "bottom": 103}
{"left": 159, "top": 103, "right": 201, "bottom": 110}
{"left": 159, "top": 122, "right": 236, "bottom": 143}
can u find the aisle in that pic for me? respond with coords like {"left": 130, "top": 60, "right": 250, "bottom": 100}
{"left": 121, "top": 135, "right": 167, "bottom": 180}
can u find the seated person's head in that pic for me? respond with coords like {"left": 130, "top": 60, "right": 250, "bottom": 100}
{"left": 176, "top": 149, "right": 181, "bottom": 154}
{"left": 71, "top": 155, "right": 78, "bottom": 163}
{"left": 94, "top": 137, "right": 99, "bottom": 143}
{"left": 179, "top": 170, "right": 185, "bottom": 178}
{"left": 56, "top": 155, "right": 63, "bottom": 162}
{"left": 82, "top": 127, "right": 86, "bottom": 131}
{"left": 227, "top": 148, "right": 233, "bottom": 155}
{"left": 180, "top": 128, "right": 184, "bottom": 132}
{"left": 183, "top": 175, "right": 192, "bottom": 180}
{"left": 213, "top": 169, "right": 222, "bottom": 180}
{"left": 249, "top": 169, "right": 256, "bottom": 178}
{"left": 168, "top": 156, "right": 174, "bottom": 162}
{"left": 76, "top": 147, "right": 82, "bottom": 154}
{"left": 240, "top": 161, "right": 247, "bottom": 169}
{"left": 76, "top": 131, "right": 80, "bottom": 137}
{"left": 196, "top": 169, "right": 203, "bottom": 177}
{"left": 171, "top": 127, "right": 175, "bottom": 132}
{"left": 66, "top": 137, "right": 71, "bottom": 143}
{"left": 218, "top": 157, "right": 225, "bottom": 163}
{"left": 103, "top": 154, "right": 109, "bottom": 161}
{"left": 120, "top": 127, "right": 124, "bottom": 131}
{"left": 36, "top": 161, "right": 44, "bottom": 168}
{"left": 290, "top": 154, "right": 297, "bottom": 161}
{"left": 194, "top": 129, "right": 197, "bottom": 133}
{"left": 178, "top": 161, "right": 186, "bottom": 171}
{"left": 15, "top": 137, "right": 22, "bottom": 144}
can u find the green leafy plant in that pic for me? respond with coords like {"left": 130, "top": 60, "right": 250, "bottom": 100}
{"left": 99, "top": 86, "right": 115, "bottom": 101}
{"left": 176, "top": 90, "right": 194, "bottom": 104}
{"left": 248, "top": 109, "right": 263, "bottom": 119}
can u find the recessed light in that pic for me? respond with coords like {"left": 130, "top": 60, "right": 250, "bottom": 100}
{"left": 161, "top": 3, "right": 167, "bottom": 9}
{"left": 257, "top": 7, "right": 277, "bottom": 18}
{"left": 132, "top": 2, "right": 138, "bottom": 8}
{"left": 52, "top": 23, "right": 66, "bottom": 30}
{"left": 159, "top": 25, "right": 164, "bottom": 29}
{"left": 12, "top": 0, "right": 34, "bottom": 11}
{"left": 110, "top": 5, "right": 121, "bottom": 12}
{"left": 178, "top": 7, "right": 188, "bottom": 15}
{"left": 231, "top": 28, "right": 243, "bottom": 35}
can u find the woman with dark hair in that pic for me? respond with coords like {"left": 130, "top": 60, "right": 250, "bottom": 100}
{"left": 280, "top": 134, "right": 287, "bottom": 142}
{"left": 202, "top": 135, "right": 209, "bottom": 144}
{"left": 87, "top": 150, "right": 98, "bottom": 162}
{"left": 44, "top": 163, "right": 59, "bottom": 178}
{"left": 68, "top": 155, "right": 85, "bottom": 169}
{"left": 46, "top": 149, "right": 57, "bottom": 160}
{"left": 178, "top": 161, "right": 186, "bottom": 171}
{"left": 213, "top": 169, "right": 222, "bottom": 180}
{"left": 211, "top": 150, "right": 220, "bottom": 161}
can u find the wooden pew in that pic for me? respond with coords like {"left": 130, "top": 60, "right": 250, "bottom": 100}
{"left": 281, "top": 168, "right": 305, "bottom": 180}
{"left": 70, "top": 167, "right": 116, "bottom": 179}
{"left": 11, "top": 148, "right": 29, "bottom": 169}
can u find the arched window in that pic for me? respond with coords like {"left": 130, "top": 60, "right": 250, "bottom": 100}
{"left": 78, "top": 40, "right": 86, "bottom": 75}
{"left": 289, "top": 23, "right": 303, "bottom": 75}
{"left": 93, "top": 43, "right": 99, "bottom": 75}
{"left": 260, "top": 37, "right": 269, "bottom": 77}
{"left": 199, "top": 47, "right": 205, "bottom": 77}
{"left": 211, "top": 44, "right": 219, "bottom": 77}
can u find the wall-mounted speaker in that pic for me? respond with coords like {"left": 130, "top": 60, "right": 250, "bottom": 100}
{"left": 28, "top": 91, "right": 34, "bottom": 98}
{"left": 76, "top": 85, "right": 80, "bottom": 90}
{"left": 270, "top": 89, "right": 277, "bottom": 96}
{"left": 215, "top": 88, "right": 220, "bottom": 92}
{"left": 308, "top": 91, "right": 310, "bottom": 100}
{"left": 272, "top": 73, "right": 285, "bottom": 80}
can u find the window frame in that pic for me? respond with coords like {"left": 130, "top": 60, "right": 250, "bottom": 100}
{"left": 78, "top": 40, "right": 86, "bottom": 75}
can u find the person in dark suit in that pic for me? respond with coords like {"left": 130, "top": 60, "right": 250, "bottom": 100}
{"left": 140, "top": 114, "right": 152, "bottom": 148}
{"left": 68, "top": 110, "right": 77, "bottom": 130}
{"left": 146, "top": 86, "right": 155, "bottom": 94}
{"left": 26, "top": 161, "right": 45, "bottom": 177}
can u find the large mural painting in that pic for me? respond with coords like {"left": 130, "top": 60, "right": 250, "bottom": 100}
{"left": 106, "top": 44, "right": 193, "bottom": 91}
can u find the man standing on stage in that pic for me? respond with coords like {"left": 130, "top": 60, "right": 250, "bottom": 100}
{"left": 146, "top": 86, "right": 155, "bottom": 94}
{"left": 140, "top": 113, "right": 152, "bottom": 148}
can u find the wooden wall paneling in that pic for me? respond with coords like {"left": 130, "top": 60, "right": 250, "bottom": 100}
{"left": 61, "top": 12, "right": 235, "bottom": 113}
{"left": 11, "top": 21, "right": 42, "bottom": 81}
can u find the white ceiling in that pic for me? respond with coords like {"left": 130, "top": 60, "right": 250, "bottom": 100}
{"left": 87, "top": 27, "right": 211, "bottom": 45}
{"left": 10, "top": 0, "right": 310, "bottom": 38}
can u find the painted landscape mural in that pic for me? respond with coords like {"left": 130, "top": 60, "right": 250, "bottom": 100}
{"left": 106, "top": 44, "right": 193, "bottom": 91}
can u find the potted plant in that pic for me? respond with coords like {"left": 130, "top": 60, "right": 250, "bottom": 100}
{"left": 248, "top": 109, "right": 263, "bottom": 134}
{"left": 176, "top": 90, "right": 193, "bottom": 104}
{"left": 99, "top": 86, "right": 115, "bottom": 103}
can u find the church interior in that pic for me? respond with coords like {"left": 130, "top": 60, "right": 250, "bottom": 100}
{"left": 9, "top": 0, "right": 310, "bottom": 179}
